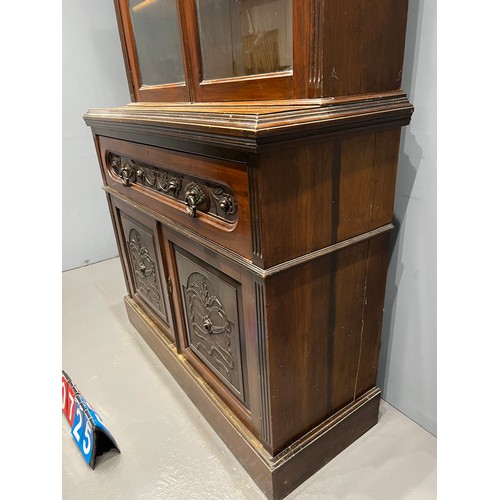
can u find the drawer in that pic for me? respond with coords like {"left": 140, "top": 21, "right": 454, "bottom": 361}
{"left": 97, "top": 136, "right": 252, "bottom": 259}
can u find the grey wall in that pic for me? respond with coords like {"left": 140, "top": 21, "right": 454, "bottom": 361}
{"left": 62, "top": 2, "right": 437, "bottom": 434}
{"left": 377, "top": 0, "right": 437, "bottom": 436}
{"left": 62, "top": 0, "right": 130, "bottom": 271}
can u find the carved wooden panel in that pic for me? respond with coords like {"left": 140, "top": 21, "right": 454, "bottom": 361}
{"left": 107, "top": 152, "right": 238, "bottom": 222}
{"left": 175, "top": 247, "right": 246, "bottom": 403}
{"left": 120, "top": 213, "right": 169, "bottom": 325}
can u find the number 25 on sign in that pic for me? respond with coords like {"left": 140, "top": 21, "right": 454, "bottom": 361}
{"left": 62, "top": 370, "right": 119, "bottom": 469}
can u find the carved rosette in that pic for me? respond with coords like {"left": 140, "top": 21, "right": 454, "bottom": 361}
{"left": 107, "top": 152, "right": 238, "bottom": 222}
{"left": 184, "top": 272, "right": 238, "bottom": 389}
{"left": 128, "top": 229, "right": 162, "bottom": 311}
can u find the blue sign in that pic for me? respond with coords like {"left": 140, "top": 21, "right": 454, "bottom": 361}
{"left": 62, "top": 370, "right": 119, "bottom": 469}
{"left": 71, "top": 398, "right": 94, "bottom": 463}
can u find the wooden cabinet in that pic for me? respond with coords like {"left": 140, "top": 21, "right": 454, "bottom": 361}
{"left": 84, "top": 1, "right": 413, "bottom": 498}
{"left": 114, "top": 0, "right": 409, "bottom": 102}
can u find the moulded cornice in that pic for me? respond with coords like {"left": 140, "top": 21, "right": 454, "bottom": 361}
{"left": 84, "top": 91, "right": 413, "bottom": 151}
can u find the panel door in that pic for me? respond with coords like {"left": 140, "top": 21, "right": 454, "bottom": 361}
{"left": 111, "top": 197, "right": 176, "bottom": 342}
{"left": 173, "top": 245, "right": 248, "bottom": 407}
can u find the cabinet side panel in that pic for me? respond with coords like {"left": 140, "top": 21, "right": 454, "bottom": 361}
{"left": 354, "top": 233, "right": 390, "bottom": 398}
{"left": 337, "top": 130, "right": 401, "bottom": 241}
{"left": 330, "top": 240, "right": 370, "bottom": 412}
{"left": 265, "top": 238, "right": 385, "bottom": 452}
{"left": 259, "top": 131, "right": 401, "bottom": 266}
{"left": 259, "top": 141, "right": 337, "bottom": 267}
{"left": 370, "top": 128, "right": 402, "bottom": 230}
{"left": 323, "top": 0, "right": 409, "bottom": 96}
{"left": 336, "top": 133, "right": 376, "bottom": 241}
{"left": 265, "top": 255, "right": 334, "bottom": 453}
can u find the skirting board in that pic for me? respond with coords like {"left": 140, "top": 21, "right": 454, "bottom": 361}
{"left": 124, "top": 295, "right": 381, "bottom": 499}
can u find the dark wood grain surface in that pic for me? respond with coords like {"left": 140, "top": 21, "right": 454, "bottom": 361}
{"left": 263, "top": 235, "right": 389, "bottom": 454}
{"left": 90, "top": 115, "right": 404, "bottom": 497}
{"left": 323, "top": 0, "right": 409, "bottom": 97}
{"left": 354, "top": 234, "right": 390, "bottom": 399}
{"left": 98, "top": 136, "right": 253, "bottom": 259}
{"left": 86, "top": 1, "right": 412, "bottom": 497}
{"left": 113, "top": 0, "right": 409, "bottom": 103}
{"left": 84, "top": 94, "right": 413, "bottom": 147}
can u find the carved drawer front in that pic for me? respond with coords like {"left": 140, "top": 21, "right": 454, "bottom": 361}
{"left": 98, "top": 136, "right": 252, "bottom": 259}
{"left": 120, "top": 212, "right": 170, "bottom": 327}
{"left": 175, "top": 246, "right": 247, "bottom": 405}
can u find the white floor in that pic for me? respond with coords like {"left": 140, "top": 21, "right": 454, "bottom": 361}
{"left": 62, "top": 257, "right": 436, "bottom": 500}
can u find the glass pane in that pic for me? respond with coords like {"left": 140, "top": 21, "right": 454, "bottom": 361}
{"left": 196, "top": 0, "right": 293, "bottom": 81}
{"left": 128, "top": 0, "right": 185, "bottom": 86}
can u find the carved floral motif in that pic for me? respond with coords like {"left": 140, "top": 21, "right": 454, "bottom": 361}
{"left": 107, "top": 152, "right": 238, "bottom": 222}
{"left": 128, "top": 228, "right": 161, "bottom": 311}
{"left": 185, "top": 272, "right": 238, "bottom": 388}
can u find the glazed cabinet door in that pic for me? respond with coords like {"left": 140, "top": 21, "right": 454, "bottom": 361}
{"left": 115, "top": 0, "right": 190, "bottom": 101}
{"left": 114, "top": 0, "right": 314, "bottom": 102}
{"left": 114, "top": 0, "right": 410, "bottom": 103}
{"left": 196, "top": 0, "right": 293, "bottom": 80}
{"left": 110, "top": 196, "right": 177, "bottom": 343}
{"left": 187, "top": 0, "right": 297, "bottom": 101}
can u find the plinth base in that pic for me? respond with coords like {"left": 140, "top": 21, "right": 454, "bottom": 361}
{"left": 125, "top": 296, "right": 381, "bottom": 499}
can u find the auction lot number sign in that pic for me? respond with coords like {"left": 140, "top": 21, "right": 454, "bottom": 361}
{"left": 62, "top": 370, "right": 119, "bottom": 468}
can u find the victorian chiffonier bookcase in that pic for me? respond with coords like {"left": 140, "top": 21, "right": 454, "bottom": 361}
{"left": 84, "top": 1, "right": 413, "bottom": 498}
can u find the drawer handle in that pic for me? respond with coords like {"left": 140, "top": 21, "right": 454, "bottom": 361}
{"left": 119, "top": 162, "right": 134, "bottom": 187}
{"left": 185, "top": 182, "right": 209, "bottom": 218}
